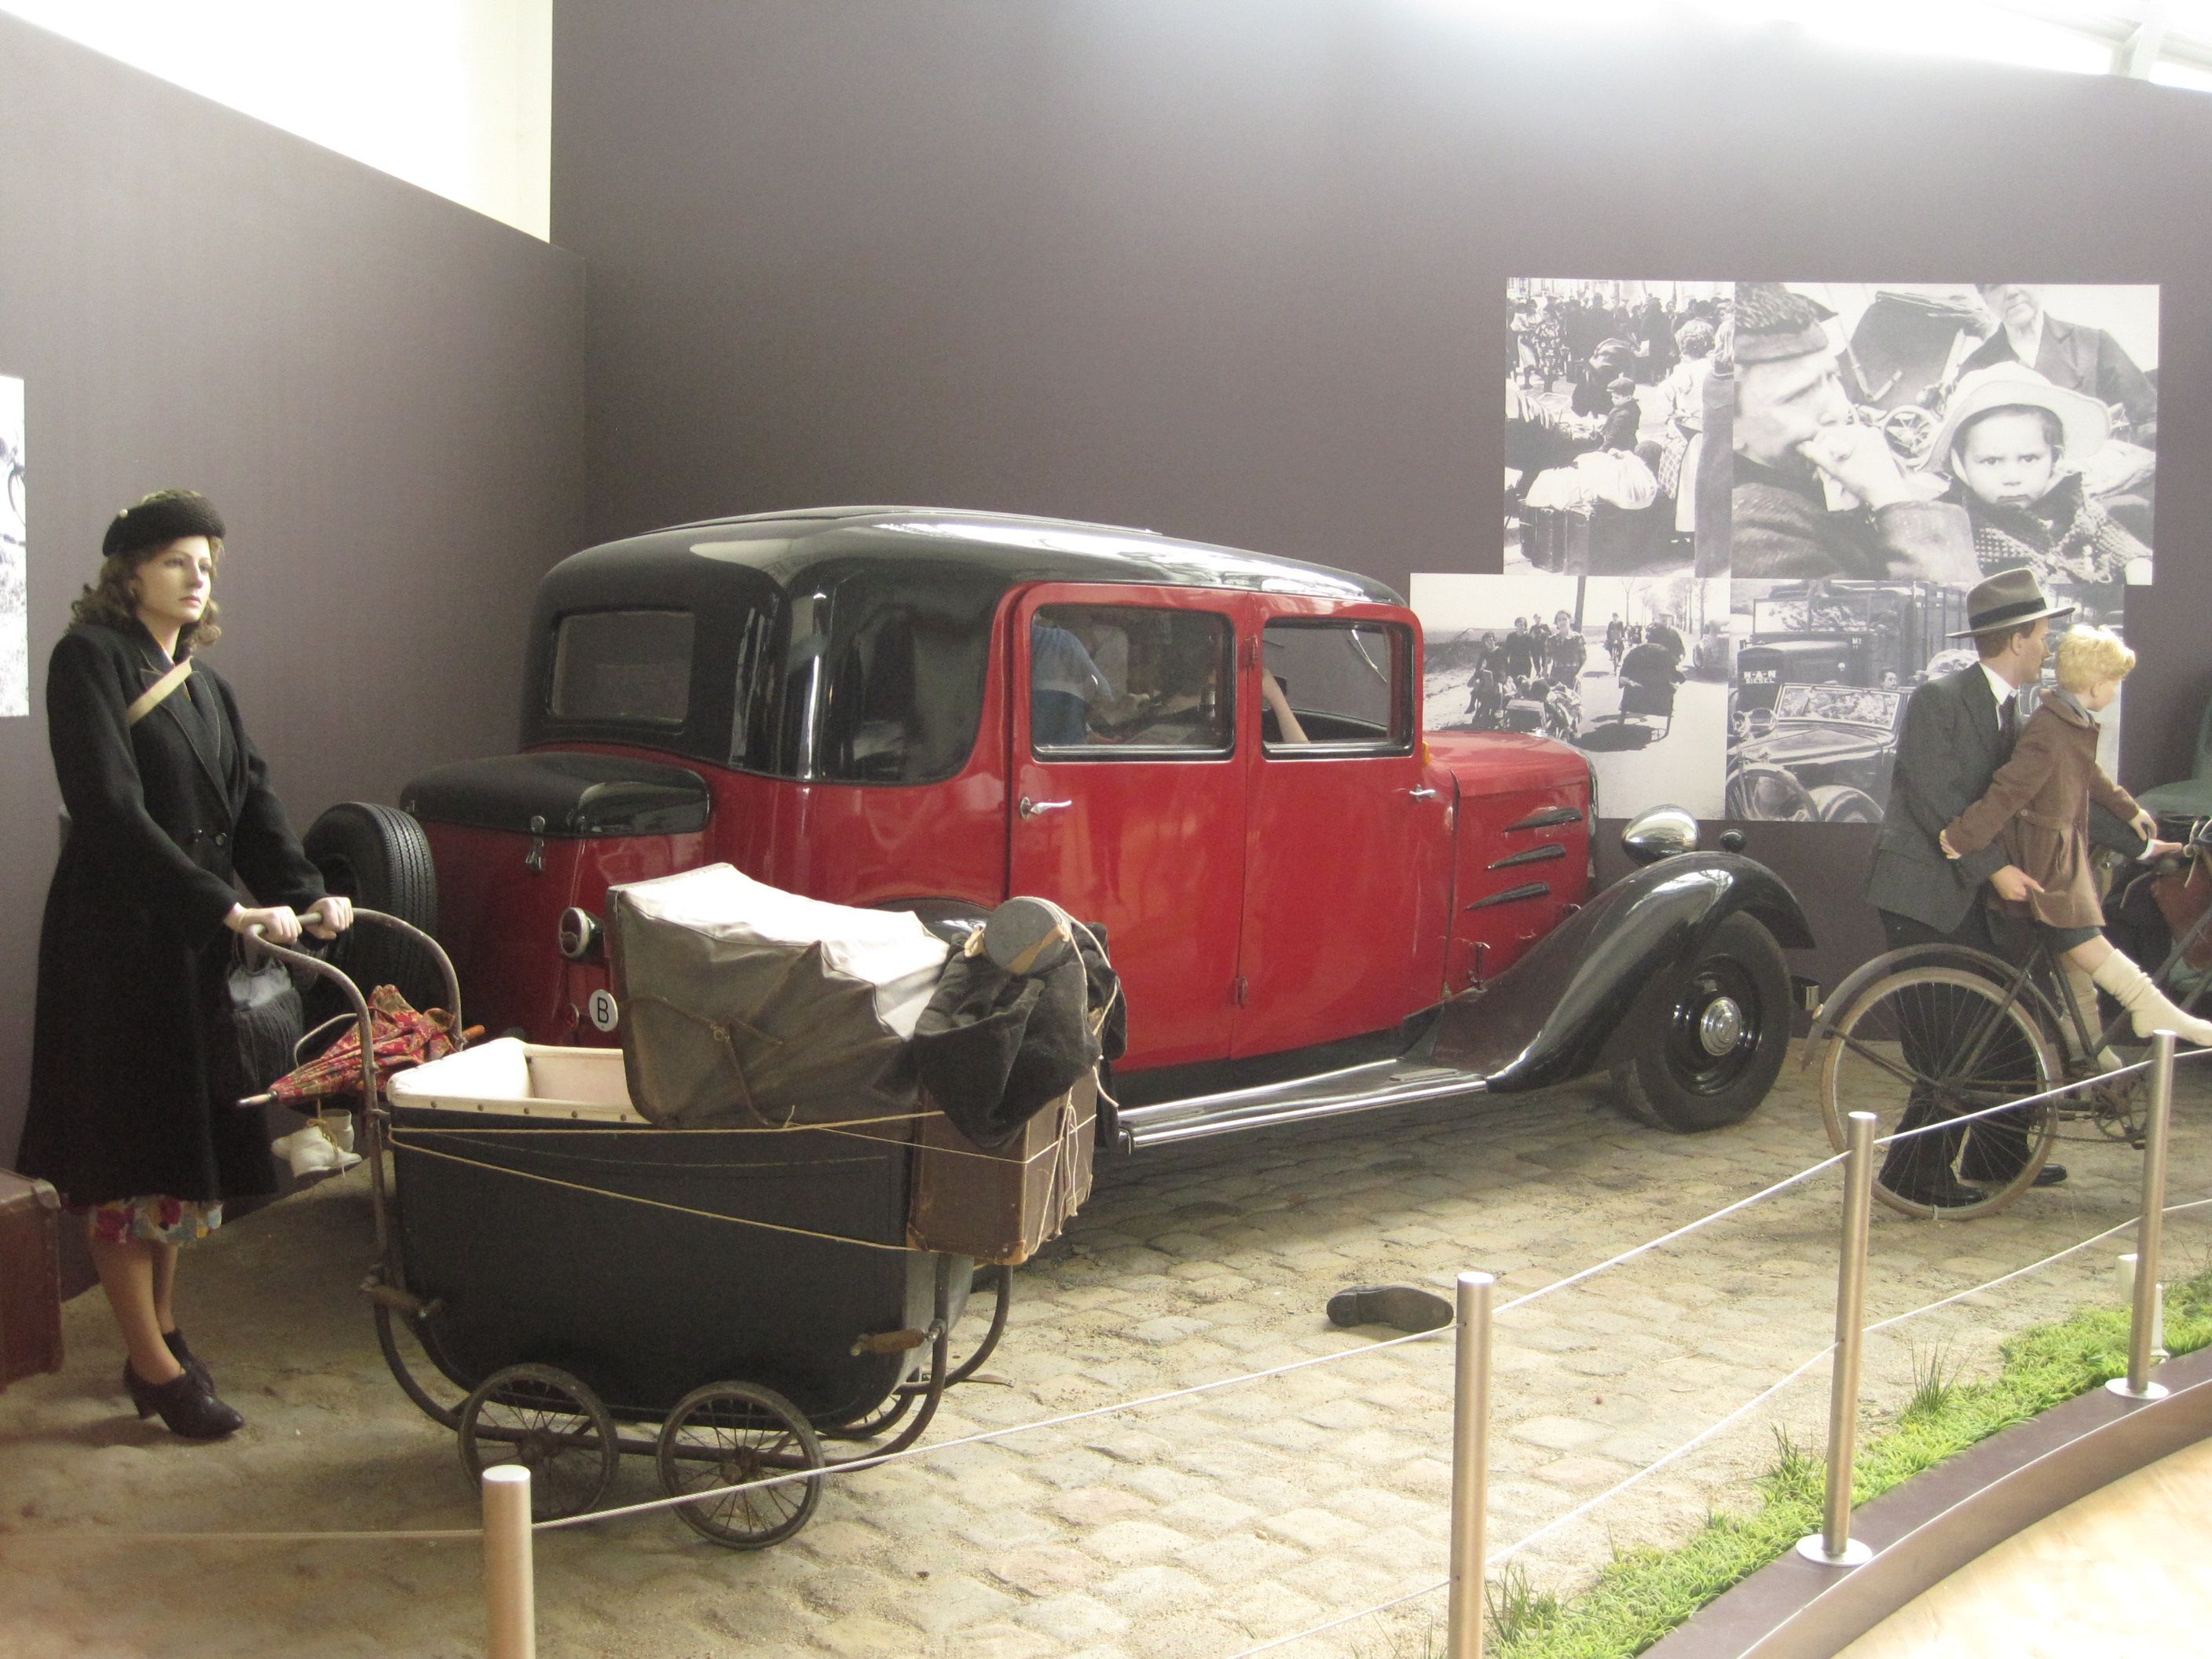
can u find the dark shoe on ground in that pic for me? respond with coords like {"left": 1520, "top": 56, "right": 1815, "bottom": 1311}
{"left": 1326, "top": 1284, "right": 1454, "bottom": 1334}
{"left": 123, "top": 1361, "right": 244, "bottom": 1439}
{"left": 1957, "top": 1162, "right": 2067, "bottom": 1188}
{"left": 163, "top": 1328, "right": 214, "bottom": 1390}
{"left": 1885, "top": 1174, "right": 1990, "bottom": 1210}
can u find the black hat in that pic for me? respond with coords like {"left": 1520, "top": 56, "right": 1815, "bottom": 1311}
{"left": 1948, "top": 567, "right": 2076, "bottom": 638}
{"left": 102, "top": 492, "right": 226, "bottom": 561}
{"left": 1734, "top": 283, "right": 1836, "bottom": 365}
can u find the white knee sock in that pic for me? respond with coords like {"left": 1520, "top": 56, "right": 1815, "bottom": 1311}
{"left": 2064, "top": 964, "right": 2125, "bottom": 1070}
{"left": 2092, "top": 951, "right": 2212, "bottom": 1046}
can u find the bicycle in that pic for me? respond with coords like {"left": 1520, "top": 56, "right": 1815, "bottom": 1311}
{"left": 1809, "top": 827, "right": 2212, "bottom": 1219}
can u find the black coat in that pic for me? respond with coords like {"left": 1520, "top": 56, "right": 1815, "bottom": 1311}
{"left": 17, "top": 620, "right": 324, "bottom": 1205}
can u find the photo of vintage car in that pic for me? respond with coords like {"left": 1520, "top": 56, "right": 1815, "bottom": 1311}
{"left": 1725, "top": 682, "right": 1907, "bottom": 822}
{"left": 305, "top": 508, "right": 1812, "bottom": 1148}
{"left": 1725, "top": 578, "right": 1974, "bottom": 823}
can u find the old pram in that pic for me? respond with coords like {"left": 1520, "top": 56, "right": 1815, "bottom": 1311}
{"left": 259, "top": 890, "right": 1097, "bottom": 1550}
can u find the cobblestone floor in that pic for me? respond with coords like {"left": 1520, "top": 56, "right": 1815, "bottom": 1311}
{"left": 5, "top": 1048, "right": 2210, "bottom": 1659}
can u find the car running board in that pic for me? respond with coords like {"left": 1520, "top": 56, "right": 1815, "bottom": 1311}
{"left": 1115, "top": 1057, "right": 1488, "bottom": 1151}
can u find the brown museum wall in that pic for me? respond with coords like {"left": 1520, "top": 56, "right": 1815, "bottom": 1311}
{"left": 0, "top": 17, "right": 588, "bottom": 1166}
{"left": 551, "top": 0, "right": 2212, "bottom": 998}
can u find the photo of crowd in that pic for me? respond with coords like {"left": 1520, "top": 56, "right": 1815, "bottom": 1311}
{"left": 1505, "top": 280, "right": 1730, "bottom": 581}
{"left": 1414, "top": 571, "right": 1730, "bottom": 818}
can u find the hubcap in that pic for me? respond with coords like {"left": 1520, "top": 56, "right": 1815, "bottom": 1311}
{"left": 1698, "top": 997, "right": 1746, "bottom": 1057}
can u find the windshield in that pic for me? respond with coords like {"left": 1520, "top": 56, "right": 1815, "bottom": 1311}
{"left": 1774, "top": 685, "right": 1901, "bottom": 726}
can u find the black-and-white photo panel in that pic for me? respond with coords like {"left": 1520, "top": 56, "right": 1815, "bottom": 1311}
{"left": 1506, "top": 280, "right": 1730, "bottom": 580}
{"left": 1413, "top": 571, "right": 1730, "bottom": 819}
{"left": 1730, "top": 282, "right": 2156, "bottom": 601}
{"left": 1, "top": 373, "right": 23, "bottom": 718}
{"left": 1722, "top": 576, "right": 2122, "bottom": 824}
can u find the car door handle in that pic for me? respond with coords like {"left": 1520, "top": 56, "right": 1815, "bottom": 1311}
{"left": 1404, "top": 787, "right": 1441, "bottom": 801}
{"left": 1019, "top": 796, "right": 1072, "bottom": 819}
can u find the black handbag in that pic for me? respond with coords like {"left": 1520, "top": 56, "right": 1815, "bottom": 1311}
{"left": 211, "top": 938, "right": 306, "bottom": 1109}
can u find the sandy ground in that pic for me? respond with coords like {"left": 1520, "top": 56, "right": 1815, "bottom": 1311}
{"left": 5, "top": 1049, "right": 2210, "bottom": 1659}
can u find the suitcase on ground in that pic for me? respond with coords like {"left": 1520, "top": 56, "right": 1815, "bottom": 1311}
{"left": 1, "top": 1168, "right": 64, "bottom": 1390}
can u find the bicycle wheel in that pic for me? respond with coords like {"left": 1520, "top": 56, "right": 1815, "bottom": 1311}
{"left": 1817, "top": 965, "right": 2061, "bottom": 1219}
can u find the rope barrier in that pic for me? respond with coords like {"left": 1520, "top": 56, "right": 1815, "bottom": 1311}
{"left": 1874, "top": 1058, "right": 2153, "bottom": 1148}
{"left": 0, "top": 1525, "right": 480, "bottom": 1546}
{"left": 1210, "top": 1188, "right": 2212, "bottom": 1658}
{"left": 15, "top": 1044, "right": 2203, "bottom": 1569}
{"left": 385, "top": 1137, "right": 915, "bottom": 1254}
{"left": 1495, "top": 1154, "right": 1847, "bottom": 1317}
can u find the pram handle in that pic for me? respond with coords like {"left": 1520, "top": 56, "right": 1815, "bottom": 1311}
{"left": 239, "top": 910, "right": 461, "bottom": 1277}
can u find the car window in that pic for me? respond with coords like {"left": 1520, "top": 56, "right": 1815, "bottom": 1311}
{"left": 799, "top": 570, "right": 1004, "bottom": 784}
{"left": 549, "top": 610, "right": 694, "bottom": 724}
{"left": 1031, "top": 604, "right": 1232, "bottom": 757}
{"left": 1261, "top": 620, "right": 1409, "bottom": 753}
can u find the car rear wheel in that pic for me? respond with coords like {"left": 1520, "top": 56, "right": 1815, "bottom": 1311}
{"left": 1725, "top": 763, "right": 1816, "bottom": 822}
{"left": 1611, "top": 912, "right": 1790, "bottom": 1132}
{"left": 1808, "top": 784, "right": 1883, "bottom": 824}
{"left": 303, "top": 802, "right": 443, "bottom": 1013}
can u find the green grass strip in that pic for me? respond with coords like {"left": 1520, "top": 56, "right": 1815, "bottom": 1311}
{"left": 1455, "top": 1263, "right": 2212, "bottom": 1659}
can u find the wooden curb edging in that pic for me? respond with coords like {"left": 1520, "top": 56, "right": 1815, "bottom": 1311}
{"left": 1642, "top": 1343, "right": 2212, "bottom": 1659}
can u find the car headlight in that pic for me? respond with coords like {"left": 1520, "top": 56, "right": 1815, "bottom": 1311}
{"left": 1621, "top": 805, "right": 1698, "bottom": 865}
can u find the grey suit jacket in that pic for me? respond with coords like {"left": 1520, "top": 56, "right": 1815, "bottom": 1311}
{"left": 1866, "top": 663, "right": 2143, "bottom": 937}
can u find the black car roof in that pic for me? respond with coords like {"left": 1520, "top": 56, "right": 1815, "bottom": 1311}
{"left": 555, "top": 507, "right": 1401, "bottom": 606}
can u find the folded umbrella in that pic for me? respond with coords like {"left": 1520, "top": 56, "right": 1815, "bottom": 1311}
{"left": 260, "top": 984, "right": 471, "bottom": 1109}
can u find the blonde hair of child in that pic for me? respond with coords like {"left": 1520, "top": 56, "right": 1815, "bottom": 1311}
{"left": 2056, "top": 624, "right": 2135, "bottom": 694}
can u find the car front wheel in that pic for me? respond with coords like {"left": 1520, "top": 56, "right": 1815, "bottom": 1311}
{"left": 1610, "top": 912, "right": 1791, "bottom": 1132}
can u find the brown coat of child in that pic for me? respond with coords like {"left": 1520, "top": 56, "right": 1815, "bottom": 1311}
{"left": 1943, "top": 689, "right": 2141, "bottom": 930}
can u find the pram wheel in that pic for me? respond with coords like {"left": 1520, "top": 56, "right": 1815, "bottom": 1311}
{"left": 657, "top": 1381, "right": 825, "bottom": 1548}
{"left": 457, "top": 1363, "right": 619, "bottom": 1521}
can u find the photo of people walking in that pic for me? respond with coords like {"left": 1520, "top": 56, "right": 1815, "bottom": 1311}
{"left": 1414, "top": 571, "right": 1730, "bottom": 818}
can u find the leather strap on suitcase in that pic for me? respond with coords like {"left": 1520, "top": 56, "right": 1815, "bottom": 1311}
{"left": 0, "top": 1167, "right": 65, "bottom": 1389}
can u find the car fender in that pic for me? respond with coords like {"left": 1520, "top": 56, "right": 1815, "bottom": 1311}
{"left": 1431, "top": 852, "right": 1813, "bottom": 1093}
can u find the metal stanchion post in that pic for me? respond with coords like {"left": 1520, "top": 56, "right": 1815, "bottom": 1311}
{"left": 1797, "top": 1110, "right": 1875, "bottom": 1568}
{"left": 1446, "top": 1271, "right": 1496, "bottom": 1659}
{"left": 483, "top": 1466, "right": 537, "bottom": 1659}
{"left": 2110, "top": 1030, "right": 2177, "bottom": 1403}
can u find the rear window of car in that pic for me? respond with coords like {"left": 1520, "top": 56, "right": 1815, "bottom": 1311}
{"left": 782, "top": 569, "right": 1005, "bottom": 784}
{"left": 549, "top": 610, "right": 694, "bottom": 725}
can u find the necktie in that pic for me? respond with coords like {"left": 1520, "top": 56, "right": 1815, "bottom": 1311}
{"left": 1999, "top": 693, "right": 2018, "bottom": 750}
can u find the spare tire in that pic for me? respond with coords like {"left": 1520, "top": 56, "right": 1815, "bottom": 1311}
{"left": 303, "top": 802, "right": 443, "bottom": 1013}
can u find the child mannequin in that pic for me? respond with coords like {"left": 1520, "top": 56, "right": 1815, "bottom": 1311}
{"left": 1941, "top": 626, "right": 2210, "bottom": 1046}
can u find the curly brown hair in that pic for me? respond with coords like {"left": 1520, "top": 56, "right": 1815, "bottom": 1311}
{"left": 71, "top": 489, "right": 223, "bottom": 648}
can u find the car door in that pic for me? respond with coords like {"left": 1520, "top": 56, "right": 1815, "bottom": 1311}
{"left": 1005, "top": 585, "right": 1247, "bottom": 1070}
{"left": 1233, "top": 605, "right": 1448, "bottom": 1059}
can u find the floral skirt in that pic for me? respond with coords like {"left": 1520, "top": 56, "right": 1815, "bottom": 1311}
{"left": 84, "top": 1195, "right": 224, "bottom": 1247}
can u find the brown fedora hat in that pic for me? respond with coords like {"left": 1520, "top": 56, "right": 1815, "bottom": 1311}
{"left": 1948, "top": 566, "right": 2076, "bottom": 638}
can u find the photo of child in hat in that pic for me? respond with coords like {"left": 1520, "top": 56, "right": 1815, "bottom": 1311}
{"left": 1934, "top": 363, "right": 2152, "bottom": 588}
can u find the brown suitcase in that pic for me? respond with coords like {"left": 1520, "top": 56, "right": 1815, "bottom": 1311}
{"left": 1, "top": 1167, "right": 65, "bottom": 1389}
{"left": 907, "top": 1073, "right": 1097, "bottom": 1266}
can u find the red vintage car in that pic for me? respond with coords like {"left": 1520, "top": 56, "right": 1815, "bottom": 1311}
{"left": 309, "top": 507, "right": 1811, "bottom": 1149}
